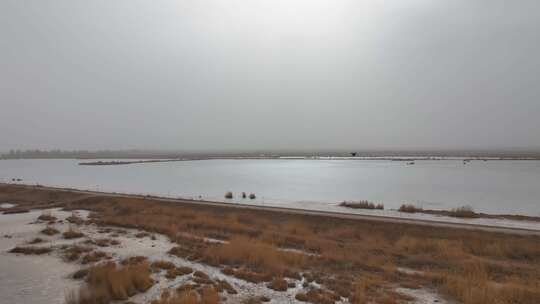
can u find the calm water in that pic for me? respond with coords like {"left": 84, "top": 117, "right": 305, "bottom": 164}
{"left": 1, "top": 159, "right": 540, "bottom": 216}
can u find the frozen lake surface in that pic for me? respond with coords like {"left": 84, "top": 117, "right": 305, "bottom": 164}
{"left": 1, "top": 158, "right": 540, "bottom": 217}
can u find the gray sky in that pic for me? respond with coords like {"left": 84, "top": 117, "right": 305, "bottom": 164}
{"left": 1, "top": 0, "right": 539, "bottom": 152}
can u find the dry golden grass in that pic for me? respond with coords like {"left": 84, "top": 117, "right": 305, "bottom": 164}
{"left": 202, "top": 236, "right": 306, "bottom": 277}
{"left": 3, "top": 184, "right": 540, "bottom": 304}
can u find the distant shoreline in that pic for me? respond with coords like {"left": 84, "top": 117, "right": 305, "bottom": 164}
{"left": 74, "top": 156, "right": 540, "bottom": 166}
{"left": 1, "top": 155, "right": 539, "bottom": 163}
{"left": 78, "top": 159, "right": 184, "bottom": 166}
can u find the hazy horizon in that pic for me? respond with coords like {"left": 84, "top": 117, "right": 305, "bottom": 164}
{"left": 2, "top": 1, "right": 539, "bottom": 152}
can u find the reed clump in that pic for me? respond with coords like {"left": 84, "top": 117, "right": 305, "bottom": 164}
{"left": 448, "top": 206, "right": 478, "bottom": 218}
{"left": 340, "top": 200, "right": 384, "bottom": 210}
{"left": 67, "top": 261, "right": 154, "bottom": 304}
{"left": 398, "top": 204, "right": 423, "bottom": 213}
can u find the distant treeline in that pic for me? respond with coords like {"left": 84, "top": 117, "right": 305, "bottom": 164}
{"left": 0, "top": 149, "right": 185, "bottom": 160}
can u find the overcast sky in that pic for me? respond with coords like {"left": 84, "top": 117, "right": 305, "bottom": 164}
{"left": 1, "top": 0, "right": 539, "bottom": 152}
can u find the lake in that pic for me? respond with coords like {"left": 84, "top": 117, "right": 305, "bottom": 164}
{"left": 1, "top": 158, "right": 539, "bottom": 217}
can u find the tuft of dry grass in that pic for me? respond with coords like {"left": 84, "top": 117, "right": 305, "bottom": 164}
{"left": 151, "top": 260, "right": 176, "bottom": 270}
{"left": 121, "top": 256, "right": 148, "bottom": 266}
{"left": 267, "top": 277, "right": 288, "bottom": 291}
{"left": 28, "top": 237, "right": 44, "bottom": 244}
{"left": 63, "top": 227, "right": 85, "bottom": 239}
{"left": 37, "top": 211, "right": 57, "bottom": 221}
{"left": 215, "top": 279, "right": 237, "bottom": 294}
{"left": 150, "top": 290, "right": 199, "bottom": 304}
{"left": 66, "top": 212, "right": 84, "bottom": 225}
{"left": 41, "top": 226, "right": 60, "bottom": 235}
{"left": 135, "top": 232, "right": 150, "bottom": 238}
{"left": 81, "top": 251, "right": 109, "bottom": 264}
{"left": 200, "top": 286, "right": 220, "bottom": 304}
{"left": 9, "top": 246, "right": 52, "bottom": 255}
{"left": 63, "top": 245, "right": 93, "bottom": 262}
{"left": 296, "top": 288, "right": 340, "bottom": 304}
{"left": 166, "top": 266, "right": 193, "bottom": 279}
{"left": 85, "top": 238, "right": 120, "bottom": 247}
{"left": 149, "top": 286, "right": 220, "bottom": 304}
{"left": 72, "top": 268, "right": 89, "bottom": 280}
{"left": 3, "top": 208, "right": 30, "bottom": 214}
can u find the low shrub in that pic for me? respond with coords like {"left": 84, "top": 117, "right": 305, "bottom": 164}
{"left": 398, "top": 204, "right": 423, "bottom": 213}
{"left": 449, "top": 206, "right": 477, "bottom": 218}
